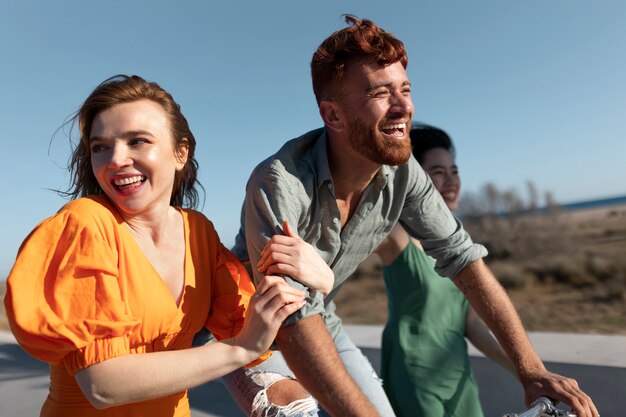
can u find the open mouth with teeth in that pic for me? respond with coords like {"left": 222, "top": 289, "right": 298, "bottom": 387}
{"left": 380, "top": 123, "right": 407, "bottom": 139}
{"left": 112, "top": 175, "right": 146, "bottom": 192}
{"left": 442, "top": 191, "right": 457, "bottom": 201}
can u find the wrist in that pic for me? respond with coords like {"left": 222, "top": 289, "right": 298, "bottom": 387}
{"left": 220, "top": 337, "right": 261, "bottom": 367}
{"left": 517, "top": 361, "right": 548, "bottom": 385}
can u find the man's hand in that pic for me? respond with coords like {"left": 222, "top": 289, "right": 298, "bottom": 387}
{"left": 521, "top": 370, "right": 598, "bottom": 417}
{"left": 455, "top": 259, "right": 599, "bottom": 417}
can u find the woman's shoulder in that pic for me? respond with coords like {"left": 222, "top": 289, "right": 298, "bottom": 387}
{"left": 179, "top": 208, "right": 225, "bottom": 252}
{"left": 180, "top": 208, "right": 216, "bottom": 231}
{"left": 61, "top": 195, "right": 114, "bottom": 217}
{"left": 51, "top": 196, "right": 121, "bottom": 233}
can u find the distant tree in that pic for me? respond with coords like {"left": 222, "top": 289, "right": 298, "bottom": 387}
{"left": 457, "top": 181, "right": 565, "bottom": 261}
{"left": 526, "top": 181, "right": 539, "bottom": 212}
{"left": 544, "top": 190, "right": 560, "bottom": 214}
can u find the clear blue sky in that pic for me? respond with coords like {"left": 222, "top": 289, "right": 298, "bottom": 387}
{"left": 1, "top": 1, "right": 625, "bottom": 279}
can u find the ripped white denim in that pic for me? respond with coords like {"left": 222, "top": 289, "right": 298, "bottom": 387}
{"left": 221, "top": 328, "right": 395, "bottom": 417}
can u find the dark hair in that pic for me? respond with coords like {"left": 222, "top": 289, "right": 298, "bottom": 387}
{"left": 311, "top": 15, "right": 408, "bottom": 105}
{"left": 410, "top": 123, "right": 456, "bottom": 164}
{"left": 63, "top": 74, "right": 202, "bottom": 209}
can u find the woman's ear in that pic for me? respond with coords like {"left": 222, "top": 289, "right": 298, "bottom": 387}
{"left": 175, "top": 139, "right": 189, "bottom": 171}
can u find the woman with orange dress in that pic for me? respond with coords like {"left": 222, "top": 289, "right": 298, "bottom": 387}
{"left": 4, "top": 74, "right": 331, "bottom": 417}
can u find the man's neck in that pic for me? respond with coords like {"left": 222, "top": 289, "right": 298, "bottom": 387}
{"left": 326, "top": 132, "right": 380, "bottom": 199}
{"left": 326, "top": 132, "right": 381, "bottom": 227}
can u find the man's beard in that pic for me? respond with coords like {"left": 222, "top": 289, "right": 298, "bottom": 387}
{"left": 347, "top": 117, "right": 412, "bottom": 166}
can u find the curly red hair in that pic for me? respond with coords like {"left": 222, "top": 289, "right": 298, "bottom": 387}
{"left": 311, "top": 15, "right": 408, "bottom": 105}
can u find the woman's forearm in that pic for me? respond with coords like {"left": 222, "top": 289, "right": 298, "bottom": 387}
{"left": 75, "top": 338, "right": 256, "bottom": 409}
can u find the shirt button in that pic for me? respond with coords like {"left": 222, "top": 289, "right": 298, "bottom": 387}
{"left": 333, "top": 218, "right": 339, "bottom": 224}
{"left": 327, "top": 183, "right": 333, "bottom": 189}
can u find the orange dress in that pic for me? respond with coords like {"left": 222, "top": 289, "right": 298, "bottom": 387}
{"left": 4, "top": 195, "right": 261, "bottom": 417}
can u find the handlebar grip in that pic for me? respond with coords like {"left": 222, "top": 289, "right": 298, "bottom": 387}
{"left": 502, "top": 397, "right": 577, "bottom": 417}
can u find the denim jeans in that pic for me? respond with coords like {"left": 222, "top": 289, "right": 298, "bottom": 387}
{"left": 221, "top": 327, "right": 396, "bottom": 417}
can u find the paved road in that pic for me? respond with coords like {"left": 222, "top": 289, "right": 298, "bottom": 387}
{"left": 2, "top": 327, "right": 625, "bottom": 416}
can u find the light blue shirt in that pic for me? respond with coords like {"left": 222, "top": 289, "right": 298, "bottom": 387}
{"left": 232, "top": 128, "right": 487, "bottom": 337}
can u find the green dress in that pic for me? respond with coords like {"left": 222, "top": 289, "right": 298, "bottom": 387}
{"left": 381, "top": 241, "right": 484, "bottom": 417}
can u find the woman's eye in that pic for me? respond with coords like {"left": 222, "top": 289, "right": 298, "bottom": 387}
{"left": 90, "top": 144, "right": 105, "bottom": 153}
{"left": 129, "top": 138, "right": 148, "bottom": 146}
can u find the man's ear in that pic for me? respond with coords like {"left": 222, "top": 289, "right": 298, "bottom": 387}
{"left": 175, "top": 139, "right": 189, "bottom": 171}
{"left": 319, "top": 100, "right": 345, "bottom": 133}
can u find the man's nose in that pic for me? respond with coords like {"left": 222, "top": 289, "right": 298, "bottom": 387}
{"left": 390, "top": 91, "right": 413, "bottom": 115}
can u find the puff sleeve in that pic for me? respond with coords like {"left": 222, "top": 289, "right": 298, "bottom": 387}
{"left": 205, "top": 244, "right": 271, "bottom": 365}
{"left": 4, "top": 203, "right": 141, "bottom": 375}
{"left": 205, "top": 244, "right": 254, "bottom": 340}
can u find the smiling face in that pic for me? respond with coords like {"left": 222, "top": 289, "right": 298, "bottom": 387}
{"left": 89, "top": 99, "right": 187, "bottom": 217}
{"left": 336, "top": 60, "right": 414, "bottom": 165}
{"left": 421, "top": 147, "right": 461, "bottom": 211}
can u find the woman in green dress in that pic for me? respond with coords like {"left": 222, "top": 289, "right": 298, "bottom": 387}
{"left": 375, "top": 124, "right": 516, "bottom": 417}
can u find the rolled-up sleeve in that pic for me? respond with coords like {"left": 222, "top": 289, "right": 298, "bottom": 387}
{"left": 399, "top": 157, "right": 488, "bottom": 279}
{"left": 242, "top": 162, "right": 325, "bottom": 324}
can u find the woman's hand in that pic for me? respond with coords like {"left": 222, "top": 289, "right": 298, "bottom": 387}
{"left": 74, "top": 275, "right": 305, "bottom": 408}
{"left": 257, "top": 220, "right": 334, "bottom": 296}
{"left": 233, "top": 275, "right": 306, "bottom": 357}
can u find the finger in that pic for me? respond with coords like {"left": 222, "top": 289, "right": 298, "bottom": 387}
{"left": 258, "top": 250, "right": 294, "bottom": 273}
{"left": 266, "top": 278, "right": 306, "bottom": 298}
{"left": 259, "top": 287, "right": 306, "bottom": 318}
{"left": 267, "top": 251, "right": 298, "bottom": 269}
{"left": 266, "top": 234, "right": 297, "bottom": 247}
{"left": 258, "top": 239, "right": 296, "bottom": 268}
{"left": 259, "top": 237, "right": 286, "bottom": 267}
{"left": 256, "top": 274, "right": 288, "bottom": 289}
{"left": 568, "top": 390, "right": 596, "bottom": 417}
{"left": 258, "top": 243, "right": 281, "bottom": 271}
{"left": 258, "top": 251, "right": 269, "bottom": 272}
{"left": 266, "top": 262, "right": 296, "bottom": 277}
{"left": 267, "top": 286, "right": 306, "bottom": 312}
{"left": 267, "top": 288, "right": 306, "bottom": 308}
{"left": 546, "top": 380, "right": 596, "bottom": 417}
{"left": 282, "top": 220, "right": 297, "bottom": 238}
{"left": 259, "top": 239, "right": 290, "bottom": 266}
{"left": 274, "top": 298, "right": 307, "bottom": 322}
{"left": 561, "top": 385, "right": 592, "bottom": 417}
{"left": 254, "top": 275, "right": 282, "bottom": 298}
{"left": 256, "top": 275, "right": 304, "bottom": 298}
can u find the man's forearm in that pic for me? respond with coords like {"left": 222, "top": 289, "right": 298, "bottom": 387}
{"left": 465, "top": 307, "right": 516, "bottom": 375}
{"left": 276, "top": 314, "right": 380, "bottom": 417}
{"left": 455, "top": 259, "right": 546, "bottom": 383}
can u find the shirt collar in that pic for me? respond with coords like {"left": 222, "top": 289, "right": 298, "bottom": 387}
{"left": 311, "top": 129, "right": 334, "bottom": 188}
{"left": 311, "top": 129, "right": 395, "bottom": 192}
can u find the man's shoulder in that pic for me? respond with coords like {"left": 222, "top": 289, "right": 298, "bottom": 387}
{"left": 252, "top": 127, "right": 325, "bottom": 182}
{"left": 389, "top": 155, "right": 423, "bottom": 182}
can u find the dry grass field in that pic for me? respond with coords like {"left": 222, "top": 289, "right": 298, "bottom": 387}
{"left": 2, "top": 204, "right": 625, "bottom": 335}
{"left": 335, "top": 204, "right": 626, "bottom": 335}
